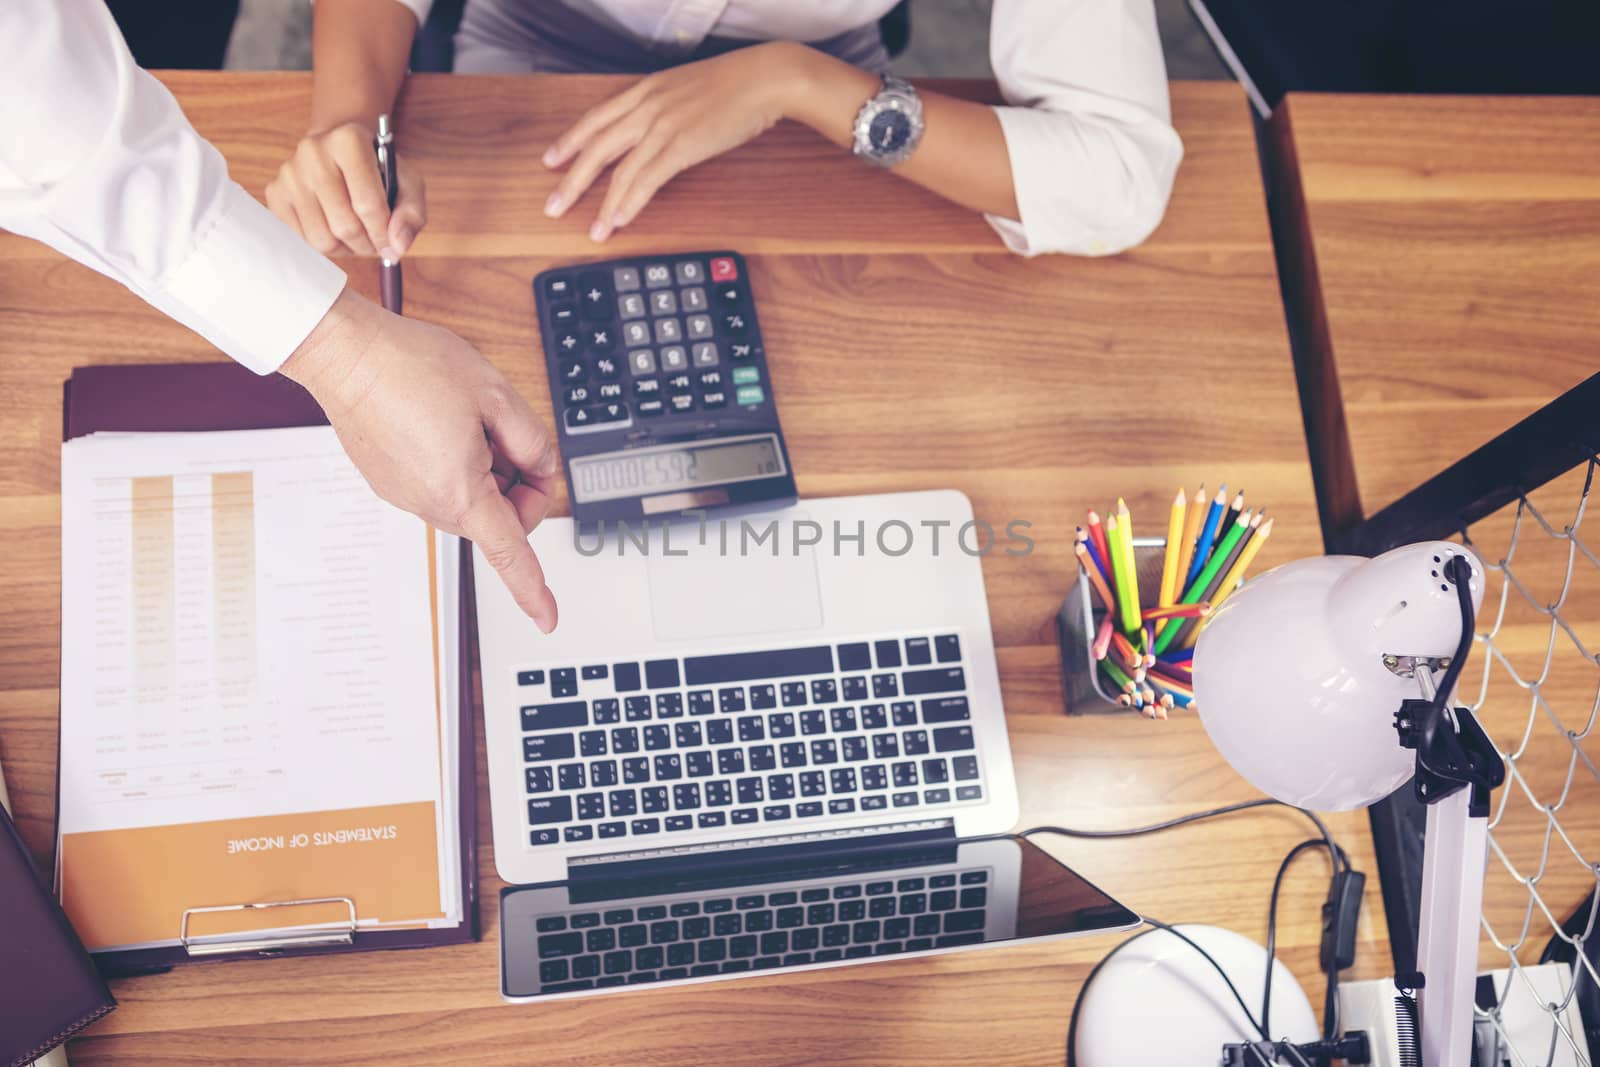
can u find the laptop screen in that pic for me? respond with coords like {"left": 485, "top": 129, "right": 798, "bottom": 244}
{"left": 501, "top": 834, "right": 1138, "bottom": 1000}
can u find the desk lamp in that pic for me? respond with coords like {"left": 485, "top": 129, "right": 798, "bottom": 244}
{"left": 1194, "top": 542, "right": 1505, "bottom": 1066}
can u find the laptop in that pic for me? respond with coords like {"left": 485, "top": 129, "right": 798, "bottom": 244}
{"left": 475, "top": 490, "right": 1138, "bottom": 999}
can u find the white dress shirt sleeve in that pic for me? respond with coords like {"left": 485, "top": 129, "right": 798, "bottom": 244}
{"left": 984, "top": 0, "right": 1185, "bottom": 257}
{"left": 0, "top": 0, "right": 347, "bottom": 374}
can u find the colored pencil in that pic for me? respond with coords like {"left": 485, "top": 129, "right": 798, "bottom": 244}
{"left": 1086, "top": 510, "right": 1111, "bottom": 579}
{"left": 1160, "top": 648, "right": 1195, "bottom": 665}
{"left": 1106, "top": 512, "right": 1138, "bottom": 634}
{"left": 1114, "top": 498, "right": 1141, "bottom": 633}
{"left": 1100, "top": 657, "right": 1136, "bottom": 693}
{"left": 1143, "top": 621, "right": 1156, "bottom": 667}
{"left": 1173, "top": 484, "right": 1207, "bottom": 592}
{"left": 1208, "top": 513, "right": 1272, "bottom": 615}
{"left": 1110, "top": 630, "right": 1142, "bottom": 671}
{"left": 1156, "top": 509, "right": 1250, "bottom": 654}
{"left": 1092, "top": 614, "right": 1114, "bottom": 660}
{"left": 1221, "top": 488, "right": 1245, "bottom": 536}
{"left": 1158, "top": 488, "right": 1186, "bottom": 607}
{"left": 1185, "top": 484, "right": 1227, "bottom": 588}
{"left": 1141, "top": 602, "right": 1211, "bottom": 621}
{"left": 1075, "top": 544, "right": 1117, "bottom": 614}
{"left": 1145, "top": 665, "right": 1194, "bottom": 694}
{"left": 1077, "top": 527, "right": 1112, "bottom": 584}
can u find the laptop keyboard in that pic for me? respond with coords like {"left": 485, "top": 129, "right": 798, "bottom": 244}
{"left": 531, "top": 868, "right": 991, "bottom": 994}
{"left": 514, "top": 633, "right": 986, "bottom": 848}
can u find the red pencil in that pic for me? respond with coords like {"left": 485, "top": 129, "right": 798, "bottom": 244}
{"left": 1086, "top": 510, "right": 1111, "bottom": 582}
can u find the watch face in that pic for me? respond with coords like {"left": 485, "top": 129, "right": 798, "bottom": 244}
{"left": 868, "top": 109, "right": 914, "bottom": 154}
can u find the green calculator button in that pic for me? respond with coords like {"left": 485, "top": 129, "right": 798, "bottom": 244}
{"left": 736, "top": 385, "right": 765, "bottom": 406}
{"left": 731, "top": 366, "right": 760, "bottom": 385}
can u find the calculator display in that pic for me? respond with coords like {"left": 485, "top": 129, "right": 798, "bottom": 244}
{"left": 570, "top": 435, "right": 784, "bottom": 504}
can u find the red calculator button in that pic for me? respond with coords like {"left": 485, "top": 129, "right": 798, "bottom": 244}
{"left": 709, "top": 257, "right": 738, "bottom": 282}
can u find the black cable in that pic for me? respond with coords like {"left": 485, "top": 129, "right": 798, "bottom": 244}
{"left": 1262, "top": 839, "right": 1336, "bottom": 1037}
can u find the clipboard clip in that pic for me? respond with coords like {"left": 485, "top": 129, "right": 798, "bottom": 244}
{"left": 180, "top": 896, "right": 358, "bottom": 957}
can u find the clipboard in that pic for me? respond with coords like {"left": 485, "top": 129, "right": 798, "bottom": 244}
{"left": 61, "top": 361, "right": 480, "bottom": 975}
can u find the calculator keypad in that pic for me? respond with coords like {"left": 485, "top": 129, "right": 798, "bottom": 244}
{"left": 541, "top": 255, "right": 766, "bottom": 436}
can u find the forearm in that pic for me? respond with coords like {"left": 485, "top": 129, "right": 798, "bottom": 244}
{"left": 309, "top": 0, "right": 418, "bottom": 133}
{"left": 782, "top": 45, "right": 1020, "bottom": 223}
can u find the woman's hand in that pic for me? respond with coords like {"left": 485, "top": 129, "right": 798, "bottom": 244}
{"left": 542, "top": 42, "right": 816, "bottom": 242}
{"left": 267, "top": 120, "right": 427, "bottom": 258}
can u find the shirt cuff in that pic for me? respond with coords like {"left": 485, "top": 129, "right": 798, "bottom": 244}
{"left": 161, "top": 184, "right": 347, "bottom": 374}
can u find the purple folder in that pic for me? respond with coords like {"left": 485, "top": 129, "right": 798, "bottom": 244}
{"left": 62, "top": 362, "right": 480, "bottom": 976}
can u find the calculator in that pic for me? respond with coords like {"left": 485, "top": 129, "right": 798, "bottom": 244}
{"left": 532, "top": 251, "right": 798, "bottom": 529}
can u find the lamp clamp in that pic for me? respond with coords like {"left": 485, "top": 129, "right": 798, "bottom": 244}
{"left": 1394, "top": 698, "right": 1504, "bottom": 817}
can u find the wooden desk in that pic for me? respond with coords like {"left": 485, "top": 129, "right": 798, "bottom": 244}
{"left": 0, "top": 75, "right": 1388, "bottom": 1064}
{"left": 1270, "top": 94, "right": 1600, "bottom": 983}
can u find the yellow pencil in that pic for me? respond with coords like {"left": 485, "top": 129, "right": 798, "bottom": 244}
{"left": 1114, "top": 499, "right": 1141, "bottom": 633}
{"left": 1158, "top": 488, "right": 1185, "bottom": 607}
{"left": 1173, "top": 483, "right": 1206, "bottom": 593}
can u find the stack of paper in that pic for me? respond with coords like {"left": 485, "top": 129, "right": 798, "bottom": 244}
{"left": 57, "top": 426, "right": 463, "bottom": 953}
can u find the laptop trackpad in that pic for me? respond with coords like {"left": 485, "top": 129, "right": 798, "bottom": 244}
{"left": 646, "top": 513, "right": 823, "bottom": 642}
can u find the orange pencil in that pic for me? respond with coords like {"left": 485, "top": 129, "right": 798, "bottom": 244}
{"left": 1075, "top": 543, "right": 1117, "bottom": 614}
{"left": 1173, "top": 484, "right": 1206, "bottom": 591}
{"left": 1110, "top": 630, "right": 1141, "bottom": 671}
{"left": 1141, "top": 602, "right": 1212, "bottom": 621}
{"left": 1086, "top": 510, "right": 1111, "bottom": 580}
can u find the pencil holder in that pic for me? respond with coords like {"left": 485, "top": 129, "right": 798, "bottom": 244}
{"left": 1055, "top": 538, "right": 1168, "bottom": 714}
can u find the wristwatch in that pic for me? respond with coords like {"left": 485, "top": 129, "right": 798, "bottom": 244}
{"left": 851, "top": 75, "right": 925, "bottom": 168}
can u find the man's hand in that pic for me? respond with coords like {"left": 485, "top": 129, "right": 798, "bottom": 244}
{"left": 266, "top": 121, "right": 427, "bottom": 258}
{"left": 281, "top": 288, "right": 560, "bottom": 631}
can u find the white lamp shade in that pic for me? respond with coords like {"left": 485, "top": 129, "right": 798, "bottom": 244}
{"left": 1193, "top": 542, "right": 1484, "bottom": 811}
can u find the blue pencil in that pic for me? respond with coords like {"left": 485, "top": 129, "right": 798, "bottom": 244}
{"left": 1185, "top": 484, "right": 1227, "bottom": 587}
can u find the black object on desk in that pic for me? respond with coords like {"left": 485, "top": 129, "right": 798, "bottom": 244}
{"left": 532, "top": 251, "right": 797, "bottom": 529}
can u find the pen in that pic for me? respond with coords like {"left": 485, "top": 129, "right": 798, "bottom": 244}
{"left": 376, "top": 113, "right": 403, "bottom": 314}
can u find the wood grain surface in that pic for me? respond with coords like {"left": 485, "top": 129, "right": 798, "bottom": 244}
{"left": 0, "top": 75, "right": 1388, "bottom": 1065}
{"left": 1275, "top": 93, "right": 1600, "bottom": 516}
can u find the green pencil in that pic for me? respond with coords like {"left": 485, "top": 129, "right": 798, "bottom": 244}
{"left": 1100, "top": 657, "right": 1136, "bottom": 694}
{"left": 1154, "top": 511, "right": 1250, "bottom": 654}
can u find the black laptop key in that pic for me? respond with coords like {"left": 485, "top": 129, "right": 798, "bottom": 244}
{"left": 536, "top": 916, "right": 567, "bottom": 932}
{"left": 838, "top": 900, "right": 866, "bottom": 921}
{"left": 892, "top": 701, "right": 917, "bottom": 726}
{"left": 833, "top": 884, "right": 861, "bottom": 899}
{"left": 905, "top": 637, "right": 932, "bottom": 665}
{"left": 792, "top": 927, "right": 821, "bottom": 951}
{"left": 892, "top": 762, "right": 918, "bottom": 787}
{"left": 830, "top": 768, "right": 857, "bottom": 793}
{"left": 744, "top": 910, "right": 774, "bottom": 933}
{"left": 796, "top": 802, "right": 823, "bottom": 818}
{"left": 764, "top": 804, "right": 792, "bottom": 821}
{"left": 613, "top": 661, "right": 641, "bottom": 691}
{"left": 860, "top": 704, "right": 887, "bottom": 730}
{"left": 698, "top": 810, "right": 727, "bottom": 828}
{"left": 644, "top": 658, "right": 681, "bottom": 688}
{"left": 551, "top": 668, "right": 578, "bottom": 697}
{"left": 799, "top": 709, "right": 825, "bottom": 735}
{"left": 783, "top": 953, "right": 813, "bottom": 966}
{"left": 869, "top": 897, "right": 895, "bottom": 919}
{"left": 774, "top": 905, "right": 804, "bottom": 927}
{"left": 892, "top": 791, "right": 918, "bottom": 808}
{"left": 841, "top": 737, "right": 868, "bottom": 762}
{"left": 913, "top": 914, "right": 942, "bottom": 937}
{"left": 717, "top": 749, "right": 746, "bottom": 776}
{"left": 871, "top": 735, "right": 898, "bottom": 760}
{"left": 670, "top": 900, "right": 700, "bottom": 918}
{"left": 522, "top": 701, "right": 587, "bottom": 732}
{"left": 934, "top": 726, "right": 976, "bottom": 752}
{"left": 903, "top": 731, "right": 930, "bottom": 756}
{"left": 921, "top": 696, "right": 970, "bottom": 723}
{"left": 961, "top": 871, "right": 988, "bottom": 884}
{"left": 643, "top": 725, "right": 670, "bottom": 751}
{"left": 852, "top": 921, "right": 881, "bottom": 943}
{"left": 930, "top": 874, "right": 956, "bottom": 888}
{"left": 924, "top": 788, "right": 951, "bottom": 804}
{"left": 779, "top": 742, "right": 806, "bottom": 768}
{"left": 730, "top": 935, "right": 759, "bottom": 959}
{"left": 579, "top": 730, "right": 607, "bottom": 757}
{"left": 750, "top": 684, "right": 777, "bottom": 709}
{"left": 698, "top": 939, "right": 727, "bottom": 963}
{"left": 517, "top": 669, "right": 546, "bottom": 687}
{"left": 526, "top": 766, "right": 554, "bottom": 793}
{"left": 665, "top": 815, "right": 693, "bottom": 831}
{"left": 883, "top": 918, "right": 911, "bottom": 940}
{"left": 539, "top": 931, "right": 583, "bottom": 957}
{"left": 810, "top": 679, "right": 837, "bottom": 704}
{"left": 822, "top": 924, "right": 851, "bottom": 947}
{"left": 654, "top": 754, "right": 683, "bottom": 781}
{"left": 760, "top": 932, "right": 789, "bottom": 955}
{"left": 624, "top": 695, "right": 652, "bottom": 722}
{"left": 768, "top": 773, "right": 795, "bottom": 800}
{"left": 944, "top": 910, "right": 986, "bottom": 934}
{"left": 684, "top": 645, "right": 834, "bottom": 685}
{"left": 902, "top": 667, "right": 965, "bottom": 696}
{"left": 718, "top": 686, "right": 747, "bottom": 713}
{"left": 604, "top": 908, "right": 634, "bottom": 925}
{"left": 603, "top": 950, "right": 633, "bottom": 974}
{"left": 540, "top": 959, "right": 570, "bottom": 984}
{"left": 801, "top": 888, "right": 829, "bottom": 903}
{"left": 650, "top": 920, "right": 680, "bottom": 943}
{"left": 930, "top": 890, "right": 957, "bottom": 910}
{"left": 611, "top": 730, "right": 641, "bottom": 758}
{"left": 956, "top": 785, "right": 983, "bottom": 801}
{"left": 586, "top": 928, "right": 616, "bottom": 953}
{"left": 596, "top": 975, "right": 626, "bottom": 987}
{"left": 660, "top": 967, "right": 690, "bottom": 980}
{"left": 737, "top": 777, "right": 764, "bottom": 804}
{"left": 524, "top": 735, "right": 576, "bottom": 762}
{"left": 866, "top": 880, "right": 893, "bottom": 896}
{"left": 685, "top": 750, "right": 713, "bottom": 777}
{"left": 577, "top": 792, "right": 606, "bottom": 820}
{"left": 642, "top": 786, "right": 669, "bottom": 812}
{"left": 673, "top": 783, "right": 701, "bottom": 809}
{"left": 688, "top": 689, "right": 715, "bottom": 715}
{"left": 634, "top": 946, "right": 664, "bottom": 970}
{"left": 707, "top": 718, "right": 735, "bottom": 745}
{"left": 829, "top": 798, "right": 856, "bottom": 814}
{"left": 599, "top": 820, "right": 626, "bottom": 838}
{"left": 714, "top": 913, "right": 742, "bottom": 936}
{"left": 899, "top": 893, "right": 926, "bottom": 915}
{"left": 655, "top": 692, "right": 684, "bottom": 718}
{"left": 748, "top": 745, "right": 776, "bottom": 771}
{"left": 592, "top": 698, "right": 620, "bottom": 724}
{"left": 873, "top": 639, "right": 902, "bottom": 668}
{"left": 799, "top": 771, "right": 826, "bottom": 797}
{"left": 683, "top": 916, "right": 710, "bottom": 939}
{"left": 732, "top": 807, "right": 758, "bottom": 824}
{"left": 703, "top": 897, "right": 733, "bottom": 913}
{"left": 810, "top": 739, "right": 838, "bottom": 765}
{"left": 922, "top": 759, "right": 949, "bottom": 784}
{"left": 872, "top": 673, "right": 899, "bottom": 699}
{"left": 838, "top": 642, "right": 872, "bottom": 671}
{"left": 961, "top": 887, "right": 988, "bottom": 909}
{"left": 527, "top": 796, "right": 572, "bottom": 825}
{"left": 738, "top": 717, "right": 766, "bottom": 742}
{"left": 572, "top": 953, "right": 601, "bottom": 977}
{"left": 935, "top": 635, "right": 961, "bottom": 662}
{"left": 558, "top": 763, "right": 586, "bottom": 790}
{"left": 861, "top": 795, "right": 887, "bottom": 810}
{"left": 841, "top": 677, "right": 868, "bottom": 702}
{"left": 780, "top": 681, "right": 808, "bottom": 706}
{"left": 807, "top": 903, "right": 836, "bottom": 925}
{"left": 953, "top": 755, "right": 980, "bottom": 780}
{"left": 619, "top": 757, "right": 648, "bottom": 785}
{"left": 830, "top": 707, "right": 857, "bottom": 732}
{"left": 582, "top": 665, "right": 608, "bottom": 682}
{"left": 631, "top": 817, "right": 660, "bottom": 834}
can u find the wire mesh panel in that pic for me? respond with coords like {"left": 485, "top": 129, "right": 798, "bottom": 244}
{"left": 1457, "top": 457, "right": 1600, "bottom": 1066}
